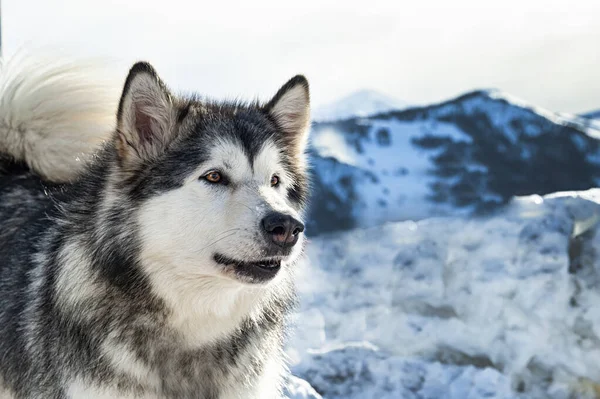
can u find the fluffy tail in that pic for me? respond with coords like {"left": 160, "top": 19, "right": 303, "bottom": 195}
{"left": 0, "top": 53, "right": 120, "bottom": 182}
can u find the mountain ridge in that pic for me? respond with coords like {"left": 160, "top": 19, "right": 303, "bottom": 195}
{"left": 306, "top": 88, "right": 600, "bottom": 235}
{"left": 312, "top": 89, "right": 407, "bottom": 122}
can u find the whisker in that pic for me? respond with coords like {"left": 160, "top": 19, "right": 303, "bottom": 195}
{"left": 232, "top": 201, "right": 256, "bottom": 214}
{"left": 196, "top": 232, "right": 238, "bottom": 253}
{"left": 212, "top": 227, "right": 243, "bottom": 237}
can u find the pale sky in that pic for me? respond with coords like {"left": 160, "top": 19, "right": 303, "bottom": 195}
{"left": 4, "top": 0, "right": 600, "bottom": 113}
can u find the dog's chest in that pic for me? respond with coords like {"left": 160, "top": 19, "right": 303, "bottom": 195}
{"left": 79, "top": 331, "right": 284, "bottom": 399}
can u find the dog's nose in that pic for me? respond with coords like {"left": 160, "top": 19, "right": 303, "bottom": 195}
{"left": 261, "top": 212, "right": 305, "bottom": 248}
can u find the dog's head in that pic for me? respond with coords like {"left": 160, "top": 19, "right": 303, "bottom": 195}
{"left": 113, "top": 62, "right": 310, "bottom": 287}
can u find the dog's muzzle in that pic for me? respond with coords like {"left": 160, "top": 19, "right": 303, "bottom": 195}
{"left": 213, "top": 213, "right": 304, "bottom": 283}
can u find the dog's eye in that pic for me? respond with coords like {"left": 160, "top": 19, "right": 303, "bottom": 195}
{"left": 270, "top": 175, "right": 280, "bottom": 187}
{"left": 204, "top": 171, "right": 223, "bottom": 184}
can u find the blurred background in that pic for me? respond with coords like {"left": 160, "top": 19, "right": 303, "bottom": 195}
{"left": 7, "top": 1, "right": 600, "bottom": 398}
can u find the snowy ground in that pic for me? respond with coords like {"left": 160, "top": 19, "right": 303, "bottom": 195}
{"left": 286, "top": 189, "right": 600, "bottom": 398}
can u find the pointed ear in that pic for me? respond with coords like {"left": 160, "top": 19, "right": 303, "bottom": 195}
{"left": 264, "top": 75, "right": 311, "bottom": 155}
{"left": 116, "top": 62, "right": 177, "bottom": 167}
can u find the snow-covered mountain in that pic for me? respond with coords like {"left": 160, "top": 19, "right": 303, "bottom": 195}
{"left": 583, "top": 110, "right": 600, "bottom": 120}
{"left": 582, "top": 110, "right": 600, "bottom": 130}
{"left": 287, "top": 189, "right": 600, "bottom": 399}
{"left": 312, "top": 89, "right": 407, "bottom": 122}
{"left": 306, "top": 89, "right": 600, "bottom": 235}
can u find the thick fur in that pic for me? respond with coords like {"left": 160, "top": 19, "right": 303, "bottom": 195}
{"left": 0, "top": 59, "right": 310, "bottom": 398}
{"left": 0, "top": 53, "right": 119, "bottom": 182}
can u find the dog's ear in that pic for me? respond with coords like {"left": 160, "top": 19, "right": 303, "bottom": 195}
{"left": 116, "top": 62, "right": 177, "bottom": 167}
{"left": 264, "top": 75, "right": 310, "bottom": 155}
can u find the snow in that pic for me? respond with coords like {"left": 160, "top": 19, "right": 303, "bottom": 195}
{"left": 310, "top": 118, "right": 475, "bottom": 227}
{"left": 285, "top": 376, "right": 323, "bottom": 399}
{"left": 584, "top": 111, "right": 600, "bottom": 120}
{"left": 286, "top": 189, "right": 600, "bottom": 398}
{"left": 581, "top": 110, "right": 600, "bottom": 132}
{"left": 313, "top": 90, "right": 408, "bottom": 122}
{"left": 429, "top": 89, "right": 595, "bottom": 142}
{"left": 307, "top": 89, "right": 600, "bottom": 236}
{"left": 310, "top": 128, "right": 358, "bottom": 166}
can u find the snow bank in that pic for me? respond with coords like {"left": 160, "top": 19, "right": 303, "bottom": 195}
{"left": 284, "top": 375, "right": 323, "bottom": 399}
{"left": 287, "top": 189, "right": 600, "bottom": 398}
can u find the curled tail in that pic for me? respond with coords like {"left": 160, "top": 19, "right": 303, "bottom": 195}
{"left": 0, "top": 53, "right": 120, "bottom": 182}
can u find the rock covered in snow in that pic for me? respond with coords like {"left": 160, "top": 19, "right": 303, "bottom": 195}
{"left": 287, "top": 189, "right": 600, "bottom": 398}
{"left": 294, "top": 342, "right": 516, "bottom": 399}
{"left": 284, "top": 375, "right": 323, "bottom": 399}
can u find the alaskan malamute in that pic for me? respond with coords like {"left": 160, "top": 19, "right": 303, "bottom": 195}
{"left": 0, "top": 55, "right": 310, "bottom": 398}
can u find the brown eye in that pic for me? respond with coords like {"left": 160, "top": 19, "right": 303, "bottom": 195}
{"left": 270, "top": 175, "right": 280, "bottom": 187}
{"left": 204, "top": 171, "right": 222, "bottom": 183}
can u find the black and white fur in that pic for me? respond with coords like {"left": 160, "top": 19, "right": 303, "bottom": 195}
{"left": 0, "top": 56, "right": 311, "bottom": 398}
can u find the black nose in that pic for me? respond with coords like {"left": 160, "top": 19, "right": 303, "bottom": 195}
{"left": 261, "top": 212, "right": 305, "bottom": 248}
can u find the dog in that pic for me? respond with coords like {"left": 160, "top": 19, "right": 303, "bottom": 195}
{"left": 0, "top": 55, "right": 311, "bottom": 398}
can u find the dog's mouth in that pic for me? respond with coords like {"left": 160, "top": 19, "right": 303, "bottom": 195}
{"left": 213, "top": 253, "right": 282, "bottom": 283}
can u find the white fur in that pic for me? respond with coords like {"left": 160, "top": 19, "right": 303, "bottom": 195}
{"left": 0, "top": 381, "right": 15, "bottom": 399}
{"left": 99, "top": 339, "right": 162, "bottom": 391}
{"left": 137, "top": 138, "right": 303, "bottom": 346}
{"left": 0, "top": 52, "right": 119, "bottom": 182}
{"left": 254, "top": 141, "right": 297, "bottom": 198}
{"left": 54, "top": 240, "right": 103, "bottom": 313}
{"left": 217, "top": 343, "right": 285, "bottom": 399}
{"left": 242, "top": 352, "right": 287, "bottom": 399}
